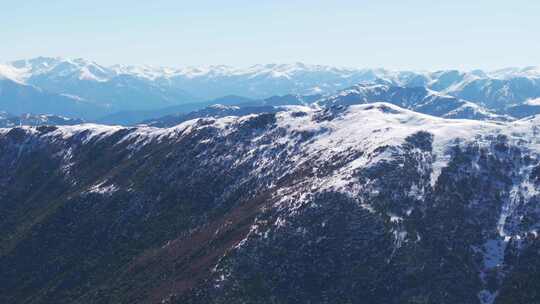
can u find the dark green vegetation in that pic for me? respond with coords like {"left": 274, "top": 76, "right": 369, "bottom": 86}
{"left": 0, "top": 106, "right": 539, "bottom": 304}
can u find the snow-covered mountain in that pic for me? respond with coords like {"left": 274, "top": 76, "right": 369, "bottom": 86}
{"left": 7, "top": 57, "right": 114, "bottom": 82}
{"left": 315, "top": 83, "right": 512, "bottom": 121}
{"left": 1, "top": 102, "right": 539, "bottom": 303}
{"left": 141, "top": 104, "right": 279, "bottom": 128}
{"left": 5, "top": 57, "right": 538, "bottom": 87}
{"left": 141, "top": 82, "right": 512, "bottom": 129}
{"left": 2, "top": 57, "right": 539, "bottom": 116}
{"left": 0, "top": 57, "right": 194, "bottom": 116}
{"left": 100, "top": 83, "right": 522, "bottom": 127}
{"left": 0, "top": 57, "right": 373, "bottom": 100}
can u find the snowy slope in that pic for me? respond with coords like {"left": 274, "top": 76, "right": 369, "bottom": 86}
{"left": 1, "top": 102, "right": 540, "bottom": 303}
{"left": 314, "top": 84, "right": 510, "bottom": 121}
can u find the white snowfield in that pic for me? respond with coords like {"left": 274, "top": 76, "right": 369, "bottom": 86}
{"left": 0, "top": 63, "right": 27, "bottom": 83}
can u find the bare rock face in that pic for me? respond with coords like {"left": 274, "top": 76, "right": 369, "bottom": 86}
{"left": 1, "top": 103, "right": 539, "bottom": 304}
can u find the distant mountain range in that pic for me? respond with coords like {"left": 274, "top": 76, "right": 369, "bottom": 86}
{"left": 0, "top": 112, "right": 83, "bottom": 128}
{"left": 1, "top": 57, "right": 540, "bottom": 121}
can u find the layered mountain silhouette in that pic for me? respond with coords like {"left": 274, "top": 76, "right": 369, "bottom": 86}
{"left": 2, "top": 57, "right": 540, "bottom": 121}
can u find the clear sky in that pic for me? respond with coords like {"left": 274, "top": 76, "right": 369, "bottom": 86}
{"left": 1, "top": 0, "right": 539, "bottom": 70}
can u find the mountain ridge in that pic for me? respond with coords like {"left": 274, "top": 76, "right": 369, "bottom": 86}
{"left": 1, "top": 102, "right": 540, "bottom": 303}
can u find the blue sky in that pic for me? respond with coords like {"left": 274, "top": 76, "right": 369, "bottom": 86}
{"left": 2, "top": 0, "right": 539, "bottom": 70}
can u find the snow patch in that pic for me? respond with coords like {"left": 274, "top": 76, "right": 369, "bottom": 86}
{"left": 525, "top": 97, "right": 540, "bottom": 106}
{"left": 86, "top": 181, "right": 118, "bottom": 195}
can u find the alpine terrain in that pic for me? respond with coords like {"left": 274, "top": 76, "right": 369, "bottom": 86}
{"left": 2, "top": 57, "right": 540, "bottom": 121}
{"left": 5, "top": 0, "right": 540, "bottom": 302}
{"left": 1, "top": 101, "right": 539, "bottom": 304}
